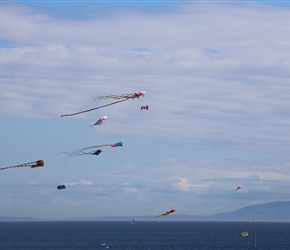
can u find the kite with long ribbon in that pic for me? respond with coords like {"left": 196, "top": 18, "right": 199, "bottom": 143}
{"left": 61, "top": 91, "right": 145, "bottom": 117}
{"left": 154, "top": 208, "right": 176, "bottom": 218}
{"left": 61, "top": 142, "right": 123, "bottom": 157}
{"left": 0, "top": 160, "right": 45, "bottom": 171}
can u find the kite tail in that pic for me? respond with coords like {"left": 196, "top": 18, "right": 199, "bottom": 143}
{"left": 60, "top": 99, "right": 129, "bottom": 117}
{"left": 0, "top": 166, "right": 13, "bottom": 171}
{"left": 94, "top": 91, "right": 145, "bottom": 103}
{"left": 0, "top": 160, "right": 44, "bottom": 171}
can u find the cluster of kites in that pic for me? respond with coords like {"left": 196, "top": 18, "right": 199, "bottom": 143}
{"left": 59, "top": 92, "right": 144, "bottom": 191}
{"left": 1, "top": 91, "right": 167, "bottom": 217}
{"left": 2, "top": 90, "right": 245, "bottom": 224}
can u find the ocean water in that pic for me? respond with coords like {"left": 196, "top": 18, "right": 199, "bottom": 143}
{"left": 0, "top": 221, "right": 290, "bottom": 250}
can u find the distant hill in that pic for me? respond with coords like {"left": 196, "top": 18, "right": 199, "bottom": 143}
{"left": 2, "top": 201, "right": 290, "bottom": 222}
{"left": 205, "top": 201, "right": 290, "bottom": 222}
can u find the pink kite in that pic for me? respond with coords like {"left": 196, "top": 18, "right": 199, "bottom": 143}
{"left": 90, "top": 116, "right": 107, "bottom": 127}
{"left": 234, "top": 185, "right": 243, "bottom": 191}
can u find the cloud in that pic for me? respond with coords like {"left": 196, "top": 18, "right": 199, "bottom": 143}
{"left": 172, "top": 177, "right": 193, "bottom": 191}
{"left": 1, "top": 2, "right": 289, "bottom": 147}
{"left": 29, "top": 181, "right": 39, "bottom": 185}
{"left": 80, "top": 179, "right": 93, "bottom": 186}
{"left": 64, "top": 179, "right": 93, "bottom": 186}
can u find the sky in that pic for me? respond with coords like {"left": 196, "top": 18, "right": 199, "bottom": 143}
{"left": 1, "top": 0, "right": 290, "bottom": 220}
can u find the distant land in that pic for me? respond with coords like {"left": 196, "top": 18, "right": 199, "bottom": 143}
{"left": 0, "top": 216, "right": 35, "bottom": 222}
{"left": 1, "top": 201, "right": 290, "bottom": 222}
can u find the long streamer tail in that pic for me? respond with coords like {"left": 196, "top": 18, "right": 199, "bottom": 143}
{"left": 60, "top": 99, "right": 129, "bottom": 117}
{"left": 0, "top": 160, "right": 45, "bottom": 171}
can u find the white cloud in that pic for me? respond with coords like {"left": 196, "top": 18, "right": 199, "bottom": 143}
{"left": 0, "top": 3, "right": 289, "bottom": 146}
{"left": 29, "top": 181, "right": 39, "bottom": 185}
{"left": 80, "top": 179, "right": 93, "bottom": 186}
{"left": 64, "top": 179, "right": 93, "bottom": 186}
{"left": 172, "top": 177, "right": 193, "bottom": 191}
{"left": 122, "top": 187, "right": 139, "bottom": 193}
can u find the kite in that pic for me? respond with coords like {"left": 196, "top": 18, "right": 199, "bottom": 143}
{"left": 141, "top": 105, "right": 149, "bottom": 110}
{"left": 91, "top": 149, "right": 103, "bottom": 156}
{"left": 0, "top": 160, "right": 45, "bottom": 171}
{"left": 111, "top": 142, "right": 123, "bottom": 147}
{"left": 234, "top": 185, "right": 243, "bottom": 191}
{"left": 154, "top": 208, "right": 176, "bottom": 218}
{"left": 90, "top": 116, "right": 107, "bottom": 127}
{"left": 61, "top": 91, "right": 145, "bottom": 117}
{"left": 57, "top": 185, "right": 66, "bottom": 190}
{"left": 241, "top": 231, "right": 249, "bottom": 237}
{"left": 62, "top": 142, "right": 122, "bottom": 157}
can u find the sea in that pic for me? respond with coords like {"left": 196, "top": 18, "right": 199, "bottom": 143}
{"left": 0, "top": 221, "right": 290, "bottom": 250}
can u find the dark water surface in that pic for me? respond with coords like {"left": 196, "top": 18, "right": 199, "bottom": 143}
{"left": 0, "top": 221, "right": 290, "bottom": 249}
